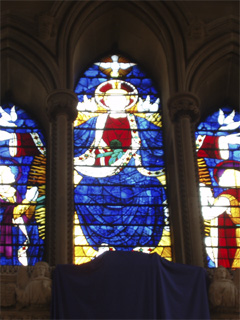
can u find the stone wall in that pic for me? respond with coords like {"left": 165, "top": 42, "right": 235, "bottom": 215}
{"left": 1, "top": 264, "right": 239, "bottom": 320}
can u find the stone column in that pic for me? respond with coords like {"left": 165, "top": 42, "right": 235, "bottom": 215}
{"left": 46, "top": 90, "right": 78, "bottom": 265}
{"left": 168, "top": 93, "right": 206, "bottom": 267}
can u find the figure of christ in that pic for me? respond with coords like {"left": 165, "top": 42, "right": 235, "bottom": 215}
{"left": 74, "top": 82, "right": 166, "bottom": 253}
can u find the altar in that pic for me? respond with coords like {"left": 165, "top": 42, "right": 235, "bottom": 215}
{"left": 51, "top": 251, "right": 210, "bottom": 319}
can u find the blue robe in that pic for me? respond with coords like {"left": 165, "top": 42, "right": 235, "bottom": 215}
{"left": 74, "top": 115, "right": 166, "bottom": 250}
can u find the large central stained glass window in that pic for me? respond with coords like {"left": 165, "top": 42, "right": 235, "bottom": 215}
{"left": 73, "top": 54, "right": 171, "bottom": 264}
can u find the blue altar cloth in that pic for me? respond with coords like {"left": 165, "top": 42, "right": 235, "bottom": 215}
{"left": 51, "top": 251, "right": 210, "bottom": 319}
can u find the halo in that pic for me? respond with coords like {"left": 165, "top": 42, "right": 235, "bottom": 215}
{"left": 0, "top": 156, "right": 22, "bottom": 182}
{"left": 213, "top": 160, "right": 240, "bottom": 183}
{"left": 95, "top": 80, "right": 138, "bottom": 110}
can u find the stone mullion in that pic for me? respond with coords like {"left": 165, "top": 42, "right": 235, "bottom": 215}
{"left": 168, "top": 93, "right": 205, "bottom": 267}
{"left": 190, "top": 117, "right": 207, "bottom": 266}
{"left": 174, "top": 118, "right": 192, "bottom": 264}
{"left": 46, "top": 90, "right": 78, "bottom": 265}
{"left": 66, "top": 119, "right": 74, "bottom": 264}
{"left": 48, "top": 118, "right": 57, "bottom": 266}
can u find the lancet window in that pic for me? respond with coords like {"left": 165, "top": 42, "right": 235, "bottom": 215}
{"left": 196, "top": 106, "right": 240, "bottom": 268}
{"left": 73, "top": 54, "right": 171, "bottom": 264}
{"left": 0, "top": 104, "right": 46, "bottom": 266}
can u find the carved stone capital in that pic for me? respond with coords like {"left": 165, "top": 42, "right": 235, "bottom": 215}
{"left": 168, "top": 93, "right": 200, "bottom": 123}
{"left": 46, "top": 90, "right": 78, "bottom": 121}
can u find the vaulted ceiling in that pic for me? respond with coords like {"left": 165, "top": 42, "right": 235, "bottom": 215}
{"left": 1, "top": 1, "right": 239, "bottom": 130}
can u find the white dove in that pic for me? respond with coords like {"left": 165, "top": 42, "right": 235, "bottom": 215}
{"left": 95, "top": 55, "right": 136, "bottom": 77}
{"left": 0, "top": 105, "right": 17, "bottom": 127}
{"left": 77, "top": 95, "right": 97, "bottom": 112}
{"left": 137, "top": 95, "right": 159, "bottom": 114}
{"left": 218, "top": 109, "right": 240, "bottom": 131}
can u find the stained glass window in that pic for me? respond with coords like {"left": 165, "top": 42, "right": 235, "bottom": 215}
{"left": 0, "top": 104, "right": 46, "bottom": 266}
{"left": 196, "top": 107, "right": 240, "bottom": 268}
{"left": 73, "top": 54, "right": 171, "bottom": 264}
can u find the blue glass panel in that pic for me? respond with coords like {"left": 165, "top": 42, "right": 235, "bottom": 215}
{"left": 0, "top": 104, "right": 46, "bottom": 266}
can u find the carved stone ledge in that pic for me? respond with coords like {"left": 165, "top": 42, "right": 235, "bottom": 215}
{"left": 1, "top": 282, "right": 16, "bottom": 307}
{"left": 1, "top": 308, "right": 50, "bottom": 320}
{"left": 0, "top": 265, "right": 19, "bottom": 274}
{"left": 46, "top": 89, "right": 78, "bottom": 121}
{"left": 1, "top": 265, "right": 239, "bottom": 320}
{"left": 0, "top": 263, "right": 53, "bottom": 320}
{"left": 210, "top": 307, "right": 240, "bottom": 319}
{"left": 168, "top": 92, "right": 200, "bottom": 123}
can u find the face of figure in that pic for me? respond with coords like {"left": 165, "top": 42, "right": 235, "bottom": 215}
{"left": 0, "top": 166, "right": 15, "bottom": 184}
{"left": 104, "top": 89, "right": 129, "bottom": 112}
{"left": 219, "top": 169, "right": 240, "bottom": 187}
{"left": 216, "top": 267, "right": 227, "bottom": 280}
{"left": 35, "top": 264, "right": 46, "bottom": 277}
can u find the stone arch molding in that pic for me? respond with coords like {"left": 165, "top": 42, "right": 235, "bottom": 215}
{"left": 2, "top": 15, "right": 59, "bottom": 84}
{"left": 1, "top": 2, "right": 238, "bottom": 110}
{"left": 186, "top": 34, "right": 238, "bottom": 91}
{"left": 185, "top": 19, "right": 239, "bottom": 114}
{"left": 52, "top": 0, "right": 185, "bottom": 95}
{"left": 1, "top": 14, "right": 60, "bottom": 119}
{"left": 1, "top": 1, "right": 190, "bottom": 101}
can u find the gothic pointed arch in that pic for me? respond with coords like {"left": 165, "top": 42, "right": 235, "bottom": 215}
{"left": 73, "top": 53, "right": 171, "bottom": 264}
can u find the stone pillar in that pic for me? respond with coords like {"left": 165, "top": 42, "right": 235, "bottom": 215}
{"left": 168, "top": 93, "right": 206, "bottom": 267}
{"left": 46, "top": 90, "right": 78, "bottom": 265}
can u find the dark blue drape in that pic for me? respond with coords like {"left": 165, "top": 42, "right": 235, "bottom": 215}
{"left": 51, "top": 252, "right": 210, "bottom": 320}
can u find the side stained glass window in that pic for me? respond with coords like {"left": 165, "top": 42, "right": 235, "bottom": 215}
{"left": 73, "top": 54, "right": 171, "bottom": 264}
{"left": 196, "top": 107, "right": 240, "bottom": 268}
{"left": 0, "top": 104, "right": 46, "bottom": 266}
